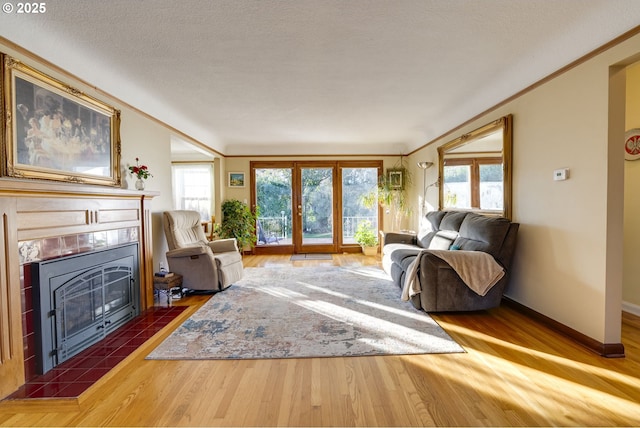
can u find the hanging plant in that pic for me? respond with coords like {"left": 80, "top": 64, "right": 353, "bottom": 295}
{"left": 362, "top": 156, "right": 413, "bottom": 230}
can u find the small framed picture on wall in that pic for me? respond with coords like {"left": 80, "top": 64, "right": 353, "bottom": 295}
{"left": 228, "top": 172, "right": 245, "bottom": 188}
{"left": 387, "top": 168, "right": 404, "bottom": 190}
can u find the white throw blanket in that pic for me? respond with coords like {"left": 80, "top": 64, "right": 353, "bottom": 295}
{"left": 401, "top": 250, "right": 505, "bottom": 301}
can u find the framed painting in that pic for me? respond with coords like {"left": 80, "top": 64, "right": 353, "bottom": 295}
{"left": 387, "top": 168, "right": 404, "bottom": 190}
{"left": 228, "top": 172, "right": 245, "bottom": 188}
{"left": 1, "top": 55, "right": 121, "bottom": 186}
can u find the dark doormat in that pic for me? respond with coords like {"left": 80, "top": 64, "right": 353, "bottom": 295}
{"left": 290, "top": 254, "right": 333, "bottom": 261}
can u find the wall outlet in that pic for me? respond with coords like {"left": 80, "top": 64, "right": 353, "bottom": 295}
{"left": 554, "top": 168, "right": 569, "bottom": 181}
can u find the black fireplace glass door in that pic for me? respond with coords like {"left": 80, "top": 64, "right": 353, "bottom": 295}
{"left": 102, "top": 265, "right": 135, "bottom": 331}
{"left": 54, "top": 270, "right": 106, "bottom": 362}
{"left": 52, "top": 260, "right": 136, "bottom": 364}
{"left": 32, "top": 243, "right": 140, "bottom": 374}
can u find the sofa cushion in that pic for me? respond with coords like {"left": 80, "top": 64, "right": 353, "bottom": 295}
{"left": 421, "top": 211, "right": 468, "bottom": 248}
{"left": 385, "top": 243, "right": 422, "bottom": 266}
{"left": 425, "top": 210, "right": 448, "bottom": 230}
{"left": 428, "top": 230, "right": 459, "bottom": 250}
{"left": 440, "top": 211, "right": 469, "bottom": 231}
{"left": 417, "top": 231, "right": 434, "bottom": 248}
{"left": 452, "top": 213, "right": 511, "bottom": 257}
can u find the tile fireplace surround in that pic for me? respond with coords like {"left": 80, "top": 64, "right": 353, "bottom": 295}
{"left": 7, "top": 305, "right": 185, "bottom": 400}
{"left": 0, "top": 179, "right": 158, "bottom": 400}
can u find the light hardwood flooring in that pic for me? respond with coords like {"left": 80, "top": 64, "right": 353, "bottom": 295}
{"left": 1, "top": 254, "right": 639, "bottom": 426}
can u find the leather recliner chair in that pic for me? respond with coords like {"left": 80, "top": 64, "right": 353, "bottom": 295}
{"left": 163, "top": 210, "right": 243, "bottom": 291}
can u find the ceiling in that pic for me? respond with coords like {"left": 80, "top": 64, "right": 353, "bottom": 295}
{"left": 1, "top": 1, "right": 640, "bottom": 157}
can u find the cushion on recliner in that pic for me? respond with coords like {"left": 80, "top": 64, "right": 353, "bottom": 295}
{"left": 425, "top": 210, "right": 448, "bottom": 231}
{"left": 417, "top": 231, "right": 435, "bottom": 248}
{"left": 386, "top": 244, "right": 422, "bottom": 265}
{"left": 164, "top": 210, "right": 209, "bottom": 249}
{"left": 428, "top": 230, "right": 459, "bottom": 250}
{"left": 213, "top": 250, "right": 242, "bottom": 268}
{"left": 452, "top": 213, "right": 511, "bottom": 257}
{"left": 439, "top": 211, "right": 469, "bottom": 231}
{"left": 420, "top": 211, "right": 468, "bottom": 248}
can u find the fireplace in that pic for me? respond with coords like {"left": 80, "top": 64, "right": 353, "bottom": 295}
{"left": 31, "top": 243, "right": 140, "bottom": 374}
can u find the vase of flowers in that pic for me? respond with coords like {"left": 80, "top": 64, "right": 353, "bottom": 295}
{"left": 128, "top": 158, "right": 152, "bottom": 190}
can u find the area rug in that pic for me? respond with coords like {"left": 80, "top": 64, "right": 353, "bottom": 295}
{"left": 146, "top": 266, "right": 464, "bottom": 360}
{"left": 290, "top": 253, "right": 333, "bottom": 261}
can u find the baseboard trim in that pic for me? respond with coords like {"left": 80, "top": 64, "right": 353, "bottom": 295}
{"left": 622, "top": 301, "right": 640, "bottom": 317}
{"left": 502, "top": 297, "right": 625, "bottom": 358}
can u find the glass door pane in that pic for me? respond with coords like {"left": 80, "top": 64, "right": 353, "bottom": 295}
{"left": 342, "top": 167, "right": 378, "bottom": 244}
{"left": 301, "top": 167, "right": 333, "bottom": 245}
{"left": 255, "top": 168, "right": 293, "bottom": 246}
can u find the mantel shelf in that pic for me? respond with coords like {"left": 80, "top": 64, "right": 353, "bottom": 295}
{"left": 0, "top": 178, "right": 160, "bottom": 198}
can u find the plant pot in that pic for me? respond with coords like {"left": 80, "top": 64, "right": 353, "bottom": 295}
{"left": 361, "top": 245, "right": 378, "bottom": 256}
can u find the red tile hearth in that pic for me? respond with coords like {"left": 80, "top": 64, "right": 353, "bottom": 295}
{"left": 6, "top": 306, "right": 185, "bottom": 400}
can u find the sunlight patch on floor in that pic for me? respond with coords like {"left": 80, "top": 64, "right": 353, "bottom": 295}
{"left": 294, "top": 299, "right": 456, "bottom": 352}
{"left": 407, "top": 323, "right": 640, "bottom": 424}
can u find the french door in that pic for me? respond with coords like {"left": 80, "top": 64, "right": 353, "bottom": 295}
{"left": 251, "top": 161, "right": 381, "bottom": 254}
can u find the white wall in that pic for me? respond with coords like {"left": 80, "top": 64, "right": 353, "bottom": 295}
{"left": 118, "top": 106, "right": 175, "bottom": 272}
{"left": 410, "top": 34, "right": 640, "bottom": 345}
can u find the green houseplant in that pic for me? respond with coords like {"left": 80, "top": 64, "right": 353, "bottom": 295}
{"left": 362, "top": 156, "right": 413, "bottom": 231}
{"left": 219, "top": 199, "right": 258, "bottom": 252}
{"left": 354, "top": 220, "right": 379, "bottom": 256}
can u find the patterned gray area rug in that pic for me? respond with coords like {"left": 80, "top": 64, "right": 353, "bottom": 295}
{"left": 290, "top": 253, "right": 333, "bottom": 261}
{"left": 146, "top": 266, "right": 464, "bottom": 360}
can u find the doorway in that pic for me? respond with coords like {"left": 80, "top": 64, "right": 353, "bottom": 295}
{"left": 251, "top": 161, "right": 382, "bottom": 254}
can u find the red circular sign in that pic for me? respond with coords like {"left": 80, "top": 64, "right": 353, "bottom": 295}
{"left": 625, "top": 129, "right": 640, "bottom": 160}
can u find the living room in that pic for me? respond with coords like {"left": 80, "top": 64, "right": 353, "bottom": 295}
{"left": 1, "top": 1, "right": 640, "bottom": 425}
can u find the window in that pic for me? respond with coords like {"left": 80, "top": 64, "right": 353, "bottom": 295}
{"left": 479, "top": 162, "right": 504, "bottom": 210}
{"left": 443, "top": 158, "right": 502, "bottom": 211}
{"left": 172, "top": 164, "right": 213, "bottom": 221}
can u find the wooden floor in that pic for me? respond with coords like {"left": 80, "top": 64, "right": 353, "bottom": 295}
{"left": 1, "top": 254, "right": 640, "bottom": 426}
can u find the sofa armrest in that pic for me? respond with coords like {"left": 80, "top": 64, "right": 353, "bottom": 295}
{"left": 208, "top": 238, "right": 239, "bottom": 253}
{"left": 166, "top": 245, "right": 211, "bottom": 258}
{"left": 383, "top": 232, "right": 417, "bottom": 246}
{"left": 414, "top": 251, "right": 506, "bottom": 312}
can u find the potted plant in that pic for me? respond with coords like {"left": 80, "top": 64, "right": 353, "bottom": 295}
{"left": 219, "top": 199, "right": 258, "bottom": 253}
{"left": 354, "top": 220, "right": 379, "bottom": 256}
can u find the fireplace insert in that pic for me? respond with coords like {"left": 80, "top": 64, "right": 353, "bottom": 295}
{"left": 31, "top": 243, "right": 139, "bottom": 374}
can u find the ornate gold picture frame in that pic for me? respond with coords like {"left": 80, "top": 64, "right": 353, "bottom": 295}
{"left": 1, "top": 54, "right": 121, "bottom": 186}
